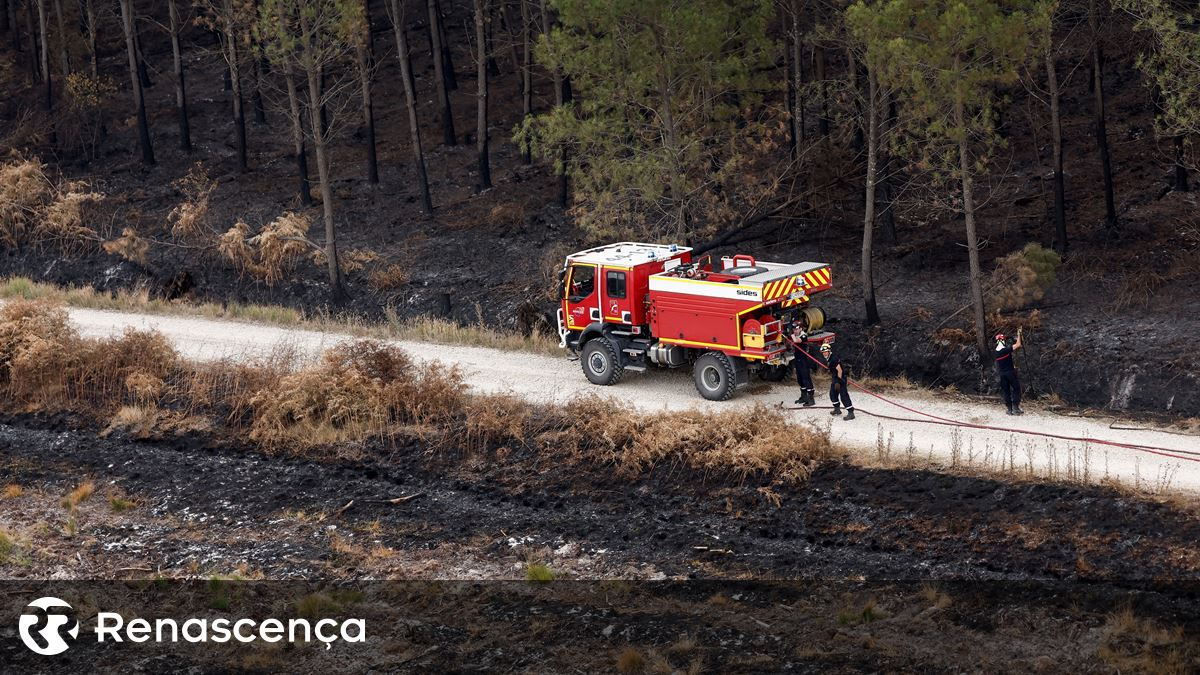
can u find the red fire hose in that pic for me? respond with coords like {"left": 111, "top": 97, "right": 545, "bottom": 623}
{"left": 782, "top": 335, "right": 1200, "bottom": 463}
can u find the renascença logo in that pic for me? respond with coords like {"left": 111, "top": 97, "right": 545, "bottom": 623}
{"left": 18, "top": 597, "right": 80, "bottom": 656}
{"left": 16, "top": 596, "right": 366, "bottom": 654}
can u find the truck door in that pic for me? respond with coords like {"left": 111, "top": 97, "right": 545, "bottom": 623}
{"left": 602, "top": 268, "right": 633, "bottom": 324}
{"left": 562, "top": 263, "right": 599, "bottom": 330}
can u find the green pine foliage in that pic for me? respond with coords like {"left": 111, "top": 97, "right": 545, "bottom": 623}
{"left": 1118, "top": 0, "right": 1199, "bottom": 152}
{"left": 516, "top": 0, "right": 779, "bottom": 241}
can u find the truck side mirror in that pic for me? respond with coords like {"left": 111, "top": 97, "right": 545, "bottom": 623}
{"left": 558, "top": 266, "right": 567, "bottom": 300}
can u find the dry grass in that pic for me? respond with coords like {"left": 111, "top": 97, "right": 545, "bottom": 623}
{"left": 0, "top": 156, "right": 102, "bottom": 255}
{"left": 0, "top": 528, "right": 16, "bottom": 563}
{"left": 219, "top": 212, "right": 314, "bottom": 286}
{"left": 1098, "top": 607, "right": 1193, "bottom": 675}
{"left": 367, "top": 264, "right": 409, "bottom": 292}
{"left": 2, "top": 483, "right": 22, "bottom": 499}
{"left": 545, "top": 397, "right": 832, "bottom": 484}
{"left": 0, "top": 300, "right": 835, "bottom": 490}
{"left": 102, "top": 227, "right": 150, "bottom": 265}
{"left": 61, "top": 480, "right": 96, "bottom": 510}
{"left": 616, "top": 647, "right": 646, "bottom": 674}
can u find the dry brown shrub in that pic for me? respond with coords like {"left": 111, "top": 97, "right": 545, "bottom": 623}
{"left": 368, "top": 264, "right": 408, "bottom": 292}
{"left": 489, "top": 202, "right": 526, "bottom": 229}
{"left": 102, "top": 227, "right": 150, "bottom": 265}
{"left": 461, "top": 393, "right": 533, "bottom": 452}
{"left": 0, "top": 157, "right": 54, "bottom": 245}
{"left": 74, "top": 329, "right": 178, "bottom": 408}
{"left": 40, "top": 189, "right": 103, "bottom": 254}
{"left": 247, "top": 340, "right": 464, "bottom": 450}
{"left": 549, "top": 397, "right": 831, "bottom": 484}
{"left": 168, "top": 165, "right": 217, "bottom": 240}
{"left": 933, "top": 327, "right": 974, "bottom": 345}
{"left": 339, "top": 248, "right": 383, "bottom": 275}
{"left": 124, "top": 370, "right": 165, "bottom": 403}
{"left": 219, "top": 213, "right": 314, "bottom": 285}
{"left": 0, "top": 157, "right": 101, "bottom": 252}
{"left": 0, "top": 300, "right": 79, "bottom": 402}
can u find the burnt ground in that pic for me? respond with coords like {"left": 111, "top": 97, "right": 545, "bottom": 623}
{"left": 1, "top": 3, "right": 1199, "bottom": 418}
{"left": 2, "top": 412, "right": 1200, "bottom": 671}
{"left": 2, "top": 411, "right": 1198, "bottom": 582}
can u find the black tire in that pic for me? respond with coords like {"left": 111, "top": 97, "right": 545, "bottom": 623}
{"left": 581, "top": 337, "right": 623, "bottom": 386}
{"left": 759, "top": 363, "right": 789, "bottom": 382}
{"left": 694, "top": 351, "right": 737, "bottom": 401}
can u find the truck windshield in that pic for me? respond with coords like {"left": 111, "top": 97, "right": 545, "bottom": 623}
{"left": 568, "top": 265, "right": 595, "bottom": 301}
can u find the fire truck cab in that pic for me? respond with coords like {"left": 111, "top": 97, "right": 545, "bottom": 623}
{"left": 558, "top": 242, "right": 834, "bottom": 400}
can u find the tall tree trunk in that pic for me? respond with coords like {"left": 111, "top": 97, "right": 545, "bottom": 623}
{"left": 519, "top": 0, "right": 532, "bottom": 163}
{"left": 119, "top": 0, "right": 153, "bottom": 165}
{"left": 167, "top": 0, "right": 191, "bottom": 152}
{"left": 134, "top": 15, "right": 151, "bottom": 88}
{"left": 249, "top": 29, "right": 268, "bottom": 125}
{"left": 222, "top": 2, "right": 248, "bottom": 173}
{"left": 427, "top": 0, "right": 456, "bottom": 145}
{"left": 789, "top": 0, "right": 804, "bottom": 152}
{"left": 474, "top": 0, "right": 491, "bottom": 191}
{"left": 1174, "top": 136, "right": 1188, "bottom": 192}
{"left": 1, "top": 0, "right": 9, "bottom": 34}
{"left": 954, "top": 90, "right": 987, "bottom": 361}
{"left": 282, "top": 60, "right": 311, "bottom": 207}
{"left": 299, "top": 9, "right": 344, "bottom": 302}
{"left": 499, "top": 1, "right": 520, "bottom": 80}
{"left": 51, "top": 0, "right": 67, "bottom": 76}
{"left": 862, "top": 68, "right": 881, "bottom": 326}
{"left": 878, "top": 94, "right": 898, "bottom": 244}
{"left": 540, "top": 0, "right": 568, "bottom": 207}
{"left": 24, "top": 0, "right": 39, "bottom": 82}
{"left": 84, "top": 0, "right": 97, "bottom": 78}
{"left": 434, "top": 0, "right": 456, "bottom": 89}
{"left": 816, "top": 45, "right": 829, "bottom": 137}
{"left": 389, "top": 0, "right": 432, "bottom": 213}
{"left": 1046, "top": 46, "right": 1066, "bottom": 253}
{"left": 1089, "top": 0, "right": 1117, "bottom": 230}
{"left": 355, "top": 14, "right": 379, "bottom": 184}
{"left": 7, "top": 1, "right": 20, "bottom": 55}
{"left": 35, "top": 0, "right": 50, "bottom": 111}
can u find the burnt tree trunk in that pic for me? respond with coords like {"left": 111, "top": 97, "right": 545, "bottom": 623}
{"left": 816, "top": 44, "right": 829, "bottom": 137}
{"left": 282, "top": 59, "right": 311, "bottom": 207}
{"left": 134, "top": 15, "right": 151, "bottom": 88}
{"left": 1046, "top": 47, "right": 1067, "bottom": 253}
{"left": 435, "top": 0, "right": 456, "bottom": 90}
{"left": 84, "top": 0, "right": 98, "bottom": 77}
{"left": 119, "top": 0, "right": 154, "bottom": 165}
{"left": 1089, "top": 0, "right": 1117, "bottom": 230}
{"left": 35, "top": 0, "right": 50, "bottom": 111}
{"left": 355, "top": 8, "right": 378, "bottom": 184}
{"left": 299, "top": 7, "right": 345, "bottom": 303}
{"left": 389, "top": 0, "right": 433, "bottom": 213}
{"left": 519, "top": 0, "right": 532, "bottom": 163}
{"left": 862, "top": 67, "right": 881, "bottom": 326}
{"left": 474, "top": 0, "right": 491, "bottom": 191}
{"left": 1174, "top": 136, "right": 1189, "bottom": 192}
{"left": 168, "top": 0, "right": 191, "bottom": 152}
{"left": 51, "top": 0, "right": 67, "bottom": 76}
{"left": 222, "top": 2, "right": 248, "bottom": 173}
{"left": 427, "top": 0, "right": 457, "bottom": 145}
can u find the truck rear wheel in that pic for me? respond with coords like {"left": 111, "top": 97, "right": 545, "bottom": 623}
{"left": 694, "top": 351, "right": 737, "bottom": 401}
{"left": 581, "top": 337, "right": 623, "bottom": 386}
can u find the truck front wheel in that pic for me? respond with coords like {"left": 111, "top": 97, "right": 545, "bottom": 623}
{"left": 694, "top": 351, "right": 737, "bottom": 401}
{"left": 581, "top": 337, "right": 624, "bottom": 386}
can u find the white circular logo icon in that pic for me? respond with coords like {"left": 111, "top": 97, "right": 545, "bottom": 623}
{"left": 18, "top": 597, "right": 79, "bottom": 655}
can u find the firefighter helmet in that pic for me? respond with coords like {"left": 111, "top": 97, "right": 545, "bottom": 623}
{"left": 994, "top": 333, "right": 1006, "bottom": 342}
{"left": 819, "top": 342, "right": 833, "bottom": 353}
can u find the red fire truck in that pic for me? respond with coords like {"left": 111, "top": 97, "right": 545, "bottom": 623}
{"left": 557, "top": 242, "right": 834, "bottom": 400}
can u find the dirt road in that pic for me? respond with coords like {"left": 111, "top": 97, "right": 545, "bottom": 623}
{"left": 66, "top": 307, "right": 1200, "bottom": 492}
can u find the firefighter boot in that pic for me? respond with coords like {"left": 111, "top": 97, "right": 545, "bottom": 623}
{"left": 830, "top": 404, "right": 842, "bottom": 417}
{"left": 803, "top": 390, "right": 816, "bottom": 407}
{"left": 844, "top": 408, "right": 856, "bottom": 421}
{"left": 1013, "top": 406, "right": 1025, "bottom": 416}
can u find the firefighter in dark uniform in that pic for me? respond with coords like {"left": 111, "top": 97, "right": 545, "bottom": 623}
{"left": 791, "top": 324, "right": 816, "bottom": 406}
{"left": 822, "top": 342, "right": 855, "bottom": 420}
{"left": 994, "top": 329, "right": 1024, "bottom": 415}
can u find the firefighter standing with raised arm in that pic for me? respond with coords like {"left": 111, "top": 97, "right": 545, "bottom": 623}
{"left": 822, "top": 342, "right": 855, "bottom": 420}
{"left": 994, "top": 328, "right": 1025, "bottom": 415}
{"left": 791, "top": 324, "right": 816, "bottom": 406}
